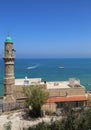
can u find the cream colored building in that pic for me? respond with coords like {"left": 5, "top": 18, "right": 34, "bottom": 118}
{"left": 14, "top": 77, "right": 87, "bottom": 112}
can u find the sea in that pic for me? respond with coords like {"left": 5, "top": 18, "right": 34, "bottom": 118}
{"left": 0, "top": 58, "right": 91, "bottom": 96}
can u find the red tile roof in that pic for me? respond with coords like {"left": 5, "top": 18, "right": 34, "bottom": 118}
{"left": 46, "top": 96, "right": 87, "bottom": 103}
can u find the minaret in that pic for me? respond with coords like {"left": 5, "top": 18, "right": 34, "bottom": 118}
{"left": 3, "top": 36, "right": 16, "bottom": 110}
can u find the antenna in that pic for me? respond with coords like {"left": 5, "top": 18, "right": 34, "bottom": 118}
{"left": 7, "top": 32, "right": 10, "bottom": 37}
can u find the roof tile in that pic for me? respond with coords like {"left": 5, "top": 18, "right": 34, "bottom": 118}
{"left": 46, "top": 96, "right": 87, "bottom": 103}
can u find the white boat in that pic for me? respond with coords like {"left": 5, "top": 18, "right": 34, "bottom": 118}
{"left": 58, "top": 66, "right": 64, "bottom": 69}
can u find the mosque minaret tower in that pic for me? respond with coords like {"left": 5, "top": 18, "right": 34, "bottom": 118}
{"left": 3, "top": 36, "right": 15, "bottom": 96}
{"left": 3, "top": 36, "right": 16, "bottom": 110}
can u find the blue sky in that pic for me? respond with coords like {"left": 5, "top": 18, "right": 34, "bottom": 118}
{"left": 0, "top": 0, "right": 91, "bottom": 58}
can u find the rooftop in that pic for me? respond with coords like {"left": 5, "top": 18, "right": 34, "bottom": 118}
{"left": 46, "top": 81, "right": 70, "bottom": 89}
{"left": 46, "top": 96, "right": 87, "bottom": 103}
{"left": 15, "top": 77, "right": 84, "bottom": 89}
{"left": 15, "top": 77, "right": 42, "bottom": 86}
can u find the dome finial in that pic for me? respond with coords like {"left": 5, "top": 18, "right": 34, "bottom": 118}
{"left": 5, "top": 34, "right": 12, "bottom": 43}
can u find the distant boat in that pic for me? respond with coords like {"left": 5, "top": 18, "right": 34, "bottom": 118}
{"left": 58, "top": 66, "right": 64, "bottom": 69}
{"left": 27, "top": 64, "right": 39, "bottom": 70}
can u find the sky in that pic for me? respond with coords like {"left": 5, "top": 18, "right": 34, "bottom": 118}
{"left": 0, "top": 0, "right": 91, "bottom": 58}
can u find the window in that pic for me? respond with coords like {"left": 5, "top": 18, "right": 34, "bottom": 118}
{"left": 24, "top": 80, "right": 29, "bottom": 85}
{"left": 57, "top": 102, "right": 64, "bottom": 108}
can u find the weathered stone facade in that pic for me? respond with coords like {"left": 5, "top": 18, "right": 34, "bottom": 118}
{"left": 3, "top": 36, "right": 16, "bottom": 111}
{"left": 48, "top": 87, "right": 86, "bottom": 97}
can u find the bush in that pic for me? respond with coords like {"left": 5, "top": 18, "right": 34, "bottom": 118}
{"left": 24, "top": 86, "right": 49, "bottom": 118}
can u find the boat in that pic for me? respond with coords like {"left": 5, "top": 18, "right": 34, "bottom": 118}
{"left": 58, "top": 66, "right": 64, "bottom": 69}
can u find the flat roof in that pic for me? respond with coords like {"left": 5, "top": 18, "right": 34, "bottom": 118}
{"left": 15, "top": 78, "right": 42, "bottom": 85}
{"left": 46, "top": 81, "right": 70, "bottom": 89}
{"left": 15, "top": 78, "right": 84, "bottom": 89}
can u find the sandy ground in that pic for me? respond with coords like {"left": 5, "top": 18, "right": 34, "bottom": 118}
{"left": 0, "top": 111, "right": 60, "bottom": 130}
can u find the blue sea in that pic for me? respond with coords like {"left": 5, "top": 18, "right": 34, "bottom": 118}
{"left": 0, "top": 58, "right": 91, "bottom": 96}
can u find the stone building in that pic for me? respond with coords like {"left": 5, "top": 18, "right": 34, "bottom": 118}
{"left": 14, "top": 77, "right": 87, "bottom": 113}
{"left": 3, "top": 36, "right": 16, "bottom": 111}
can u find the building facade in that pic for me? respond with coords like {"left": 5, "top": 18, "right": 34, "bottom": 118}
{"left": 3, "top": 36, "right": 16, "bottom": 111}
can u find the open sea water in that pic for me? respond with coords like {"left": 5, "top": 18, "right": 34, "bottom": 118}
{"left": 0, "top": 58, "right": 91, "bottom": 96}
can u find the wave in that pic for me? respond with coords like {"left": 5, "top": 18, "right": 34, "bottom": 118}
{"left": 27, "top": 64, "right": 39, "bottom": 70}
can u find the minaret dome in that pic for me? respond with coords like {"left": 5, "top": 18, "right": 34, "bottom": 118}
{"left": 5, "top": 36, "right": 12, "bottom": 43}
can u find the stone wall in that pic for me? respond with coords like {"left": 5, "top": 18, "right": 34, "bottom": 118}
{"left": 48, "top": 87, "right": 86, "bottom": 97}
{"left": 2, "top": 85, "right": 86, "bottom": 112}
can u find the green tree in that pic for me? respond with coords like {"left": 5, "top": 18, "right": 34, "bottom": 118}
{"left": 24, "top": 86, "right": 49, "bottom": 117}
